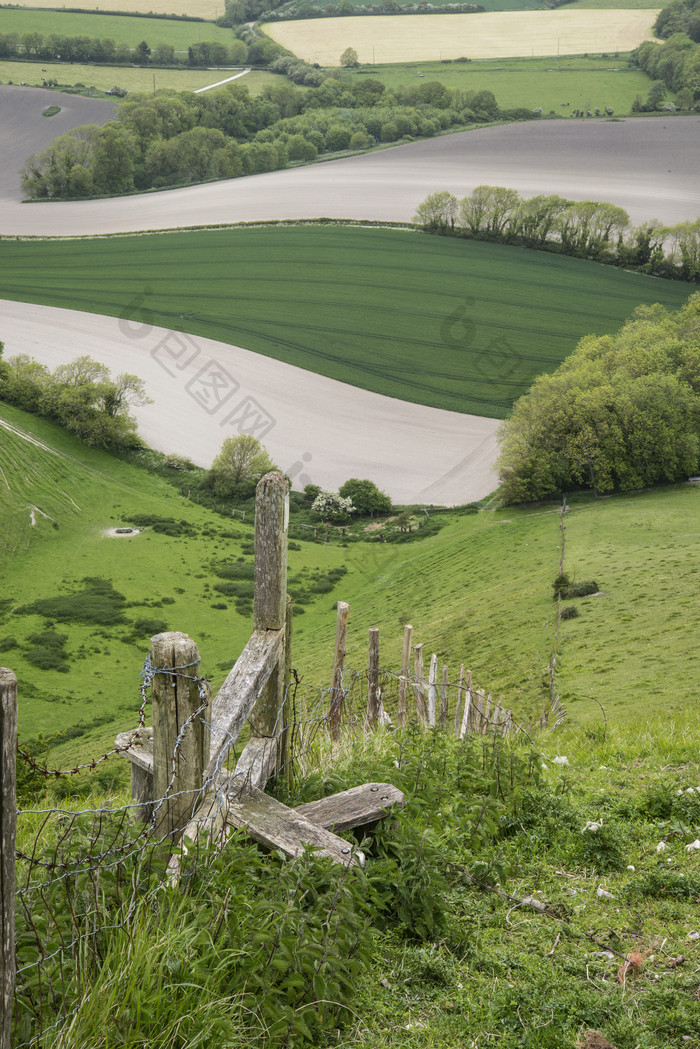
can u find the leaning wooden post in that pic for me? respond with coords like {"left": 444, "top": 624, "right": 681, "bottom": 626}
{"left": 367, "top": 628, "right": 381, "bottom": 728}
{"left": 329, "top": 602, "right": 350, "bottom": 741}
{"left": 250, "top": 472, "right": 289, "bottom": 753}
{"left": 413, "top": 644, "right": 427, "bottom": 723}
{"left": 396, "top": 624, "right": 412, "bottom": 729}
{"left": 151, "top": 633, "right": 210, "bottom": 839}
{"left": 0, "top": 669, "right": 17, "bottom": 1049}
{"left": 427, "top": 653, "right": 438, "bottom": 727}
{"left": 440, "top": 666, "right": 449, "bottom": 728}
{"left": 459, "top": 669, "right": 473, "bottom": 739}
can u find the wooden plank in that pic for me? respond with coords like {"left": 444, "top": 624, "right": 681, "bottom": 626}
{"left": 224, "top": 785, "right": 365, "bottom": 866}
{"left": 397, "top": 624, "right": 412, "bottom": 729}
{"left": 295, "top": 783, "right": 405, "bottom": 833}
{"left": 115, "top": 726, "right": 153, "bottom": 775}
{"left": 329, "top": 601, "right": 350, "bottom": 741}
{"left": 204, "top": 627, "right": 284, "bottom": 784}
{"left": 367, "top": 627, "right": 381, "bottom": 727}
{"left": 0, "top": 669, "right": 17, "bottom": 1049}
{"left": 234, "top": 735, "right": 279, "bottom": 792}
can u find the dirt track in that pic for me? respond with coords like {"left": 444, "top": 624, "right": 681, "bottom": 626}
{"left": 0, "top": 299, "right": 500, "bottom": 505}
{"left": 2, "top": 114, "right": 699, "bottom": 235}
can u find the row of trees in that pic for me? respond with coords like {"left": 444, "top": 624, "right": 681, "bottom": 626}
{"left": 654, "top": 0, "right": 700, "bottom": 42}
{"left": 0, "top": 32, "right": 249, "bottom": 67}
{"left": 413, "top": 187, "right": 700, "bottom": 281}
{"left": 632, "top": 33, "right": 700, "bottom": 105}
{"left": 263, "top": 1, "right": 483, "bottom": 21}
{"left": 22, "top": 80, "right": 519, "bottom": 199}
{"left": 0, "top": 350, "right": 149, "bottom": 450}
{"left": 497, "top": 295, "right": 700, "bottom": 502}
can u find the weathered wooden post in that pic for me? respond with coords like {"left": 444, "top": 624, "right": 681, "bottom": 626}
{"left": 250, "top": 472, "right": 289, "bottom": 743}
{"left": 329, "top": 602, "right": 350, "bottom": 741}
{"left": 0, "top": 669, "right": 17, "bottom": 1049}
{"left": 396, "top": 624, "right": 412, "bottom": 729}
{"left": 427, "top": 653, "right": 438, "bottom": 727}
{"left": 454, "top": 664, "right": 465, "bottom": 735}
{"left": 151, "top": 633, "right": 210, "bottom": 839}
{"left": 440, "top": 666, "right": 449, "bottom": 728}
{"left": 413, "top": 644, "right": 427, "bottom": 723}
{"left": 367, "top": 627, "right": 381, "bottom": 728}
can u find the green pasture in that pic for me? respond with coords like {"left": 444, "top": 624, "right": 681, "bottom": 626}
{"left": 1, "top": 401, "right": 698, "bottom": 771}
{"left": 0, "top": 60, "right": 279, "bottom": 93}
{"left": 0, "top": 227, "right": 692, "bottom": 419}
{"left": 0, "top": 9, "right": 231, "bottom": 45}
{"left": 354, "top": 53, "right": 655, "bottom": 113}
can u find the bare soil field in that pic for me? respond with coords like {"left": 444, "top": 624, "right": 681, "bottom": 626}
{"left": 0, "top": 85, "right": 116, "bottom": 201}
{"left": 0, "top": 299, "right": 500, "bottom": 504}
{"left": 263, "top": 9, "right": 658, "bottom": 64}
{"left": 1, "top": 115, "right": 698, "bottom": 235}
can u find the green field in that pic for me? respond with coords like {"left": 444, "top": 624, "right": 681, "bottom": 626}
{"left": 0, "top": 227, "right": 692, "bottom": 419}
{"left": 353, "top": 54, "right": 656, "bottom": 114}
{"left": 2, "top": 399, "right": 698, "bottom": 767}
{"left": 0, "top": 61, "right": 283, "bottom": 93}
{"left": 0, "top": 8, "right": 232, "bottom": 46}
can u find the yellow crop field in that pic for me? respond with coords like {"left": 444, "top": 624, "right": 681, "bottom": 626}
{"left": 8, "top": 0, "right": 224, "bottom": 17}
{"left": 263, "top": 9, "right": 659, "bottom": 64}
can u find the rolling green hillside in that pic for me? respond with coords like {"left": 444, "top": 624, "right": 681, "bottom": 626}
{"left": 0, "top": 226, "right": 693, "bottom": 418}
{"left": 1, "top": 403, "right": 698, "bottom": 770}
{"left": 0, "top": 9, "right": 231, "bottom": 47}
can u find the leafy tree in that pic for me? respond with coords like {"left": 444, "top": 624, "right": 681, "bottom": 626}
{"left": 497, "top": 295, "right": 700, "bottom": 502}
{"left": 208, "top": 435, "right": 277, "bottom": 497}
{"left": 340, "top": 47, "right": 359, "bottom": 68}
{"left": 413, "top": 190, "right": 458, "bottom": 231}
{"left": 339, "top": 478, "right": 392, "bottom": 516}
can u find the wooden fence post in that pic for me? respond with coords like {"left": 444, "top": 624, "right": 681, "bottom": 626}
{"left": 454, "top": 664, "right": 465, "bottom": 735}
{"left": 151, "top": 633, "right": 210, "bottom": 839}
{"left": 459, "top": 669, "right": 473, "bottom": 739}
{"left": 0, "top": 669, "right": 17, "bottom": 1049}
{"left": 440, "top": 666, "right": 449, "bottom": 728}
{"left": 329, "top": 602, "right": 350, "bottom": 741}
{"left": 397, "top": 624, "right": 412, "bottom": 729}
{"left": 251, "top": 472, "right": 289, "bottom": 745}
{"left": 427, "top": 653, "right": 438, "bottom": 727}
{"left": 367, "top": 628, "right": 381, "bottom": 728}
{"left": 413, "top": 644, "right": 427, "bottom": 723}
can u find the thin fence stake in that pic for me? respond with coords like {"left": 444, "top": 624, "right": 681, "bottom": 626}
{"left": 428, "top": 653, "right": 438, "bottom": 727}
{"left": 481, "top": 692, "right": 493, "bottom": 735}
{"left": 329, "top": 602, "right": 350, "bottom": 742}
{"left": 413, "top": 644, "right": 427, "bottom": 723}
{"left": 454, "top": 664, "right": 465, "bottom": 736}
{"left": 367, "top": 628, "right": 381, "bottom": 728}
{"left": 397, "top": 624, "right": 412, "bottom": 729}
{"left": 0, "top": 668, "right": 16, "bottom": 1049}
{"left": 440, "top": 666, "right": 448, "bottom": 728}
{"left": 459, "top": 670, "right": 473, "bottom": 739}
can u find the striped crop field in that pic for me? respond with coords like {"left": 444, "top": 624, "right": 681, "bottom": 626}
{"left": 0, "top": 226, "right": 692, "bottom": 419}
{"left": 262, "top": 9, "right": 659, "bottom": 64}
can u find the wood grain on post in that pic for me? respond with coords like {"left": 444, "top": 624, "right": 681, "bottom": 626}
{"left": 397, "top": 624, "right": 412, "bottom": 729}
{"left": 459, "top": 669, "right": 473, "bottom": 739}
{"left": 367, "top": 628, "right": 380, "bottom": 728}
{"left": 0, "top": 670, "right": 16, "bottom": 1049}
{"left": 427, "top": 653, "right": 438, "bottom": 727}
{"left": 454, "top": 664, "right": 465, "bottom": 736}
{"left": 413, "top": 644, "right": 427, "bottom": 723}
{"left": 329, "top": 601, "right": 350, "bottom": 741}
{"left": 151, "top": 632, "right": 210, "bottom": 839}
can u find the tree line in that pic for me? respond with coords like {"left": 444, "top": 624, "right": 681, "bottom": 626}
{"left": 0, "top": 31, "right": 250, "bottom": 67}
{"left": 22, "top": 80, "right": 531, "bottom": 200}
{"left": 497, "top": 294, "right": 700, "bottom": 502}
{"left": 631, "top": 30, "right": 700, "bottom": 110}
{"left": 0, "top": 349, "right": 148, "bottom": 450}
{"left": 413, "top": 187, "right": 700, "bottom": 282}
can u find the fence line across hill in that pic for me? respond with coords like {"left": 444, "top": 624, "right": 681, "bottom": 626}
{"left": 0, "top": 470, "right": 539, "bottom": 1048}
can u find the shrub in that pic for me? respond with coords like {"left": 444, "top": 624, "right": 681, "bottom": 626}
{"left": 560, "top": 605, "right": 579, "bottom": 620}
{"left": 16, "top": 579, "right": 127, "bottom": 626}
{"left": 561, "top": 580, "right": 599, "bottom": 599}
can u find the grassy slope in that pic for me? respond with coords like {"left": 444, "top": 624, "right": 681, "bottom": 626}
{"left": 2, "top": 402, "right": 698, "bottom": 766}
{"left": 351, "top": 55, "right": 656, "bottom": 114}
{"left": 0, "top": 227, "right": 692, "bottom": 419}
{"left": 0, "top": 9, "right": 233, "bottom": 46}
